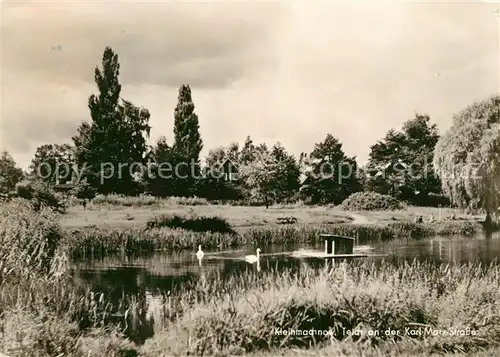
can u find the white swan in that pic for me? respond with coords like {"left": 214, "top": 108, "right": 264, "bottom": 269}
{"left": 354, "top": 245, "right": 374, "bottom": 252}
{"left": 196, "top": 245, "right": 204, "bottom": 261}
{"left": 245, "top": 248, "right": 261, "bottom": 264}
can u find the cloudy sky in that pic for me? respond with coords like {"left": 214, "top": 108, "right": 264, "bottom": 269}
{"left": 1, "top": 0, "right": 499, "bottom": 169}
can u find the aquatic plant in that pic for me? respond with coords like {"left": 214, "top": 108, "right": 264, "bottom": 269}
{"left": 66, "top": 220, "right": 483, "bottom": 259}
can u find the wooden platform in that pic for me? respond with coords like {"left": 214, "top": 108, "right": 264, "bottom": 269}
{"left": 291, "top": 249, "right": 367, "bottom": 259}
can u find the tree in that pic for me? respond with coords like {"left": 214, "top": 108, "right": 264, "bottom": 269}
{"left": 72, "top": 47, "right": 151, "bottom": 195}
{"left": 300, "top": 134, "right": 361, "bottom": 204}
{"left": 172, "top": 85, "right": 203, "bottom": 196}
{"left": 239, "top": 148, "right": 284, "bottom": 208}
{"left": 434, "top": 96, "right": 500, "bottom": 224}
{"left": 205, "top": 142, "right": 239, "bottom": 167}
{"left": 143, "top": 137, "right": 183, "bottom": 197}
{"left": 173, "top": 85, "right": 203, "bottom": 162}
{"left": 240, "top": 136, "right": 256, "bottom": 165}
{"left": 237, "top": 141, "right": 300, "bottom": 206}
{"left": 0, "top": 151, "right": 24, "bottom": 194}
{"left": 196, "top": 142, "right": 243, "bottom": 201}
{"left": 367, "top": 114, "right": 441, "bottom": 205}
{"left": 28, "top": 144, "right": 74, "bottom": 185}
{"left": 269, "top": 142, "right": 300, "bottom": 202}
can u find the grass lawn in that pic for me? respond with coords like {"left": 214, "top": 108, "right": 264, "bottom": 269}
{"left": 59, "top": 201, "right": 480, "bottom": 231}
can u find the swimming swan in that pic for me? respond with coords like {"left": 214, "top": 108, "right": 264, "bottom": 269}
{"left": 245, "top": 248, "right": 261, "bottom": 264}
{"left": 196, "top": 245, "right": 204, "bottom": 261}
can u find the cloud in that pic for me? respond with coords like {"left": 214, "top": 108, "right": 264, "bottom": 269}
{"left": 1, "top": 0, "right": 498, "bottom": 169}
{"left": 2, "top": 1, "right": 285, "bottom": 87}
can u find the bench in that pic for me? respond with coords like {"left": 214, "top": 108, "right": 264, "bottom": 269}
{"left": 277, "top": 216, "right": 298, "bottom": 224}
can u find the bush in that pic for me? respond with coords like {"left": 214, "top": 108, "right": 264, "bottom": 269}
{"left": 15, "top": 180, "right": 67, "bottom": 213}
{"left": 166, "top": 196, "right": 210, "bottom": 206}
{"left": 425, "top": 193, "right": 451, "bottom": 207}
{"left": 74, "top": 182, "right": 97, "bottom": 202}
{"left": 15, "top": 180, "right": 34, "bottom": 199}
{"left": 341, "top": 191, "right": 403, "bottom": 211}
{"left": 92, "top": 194, "right": 161, "bottom": 207}
{"left": 145, "top": 214, "right": 235, "bottom": 234}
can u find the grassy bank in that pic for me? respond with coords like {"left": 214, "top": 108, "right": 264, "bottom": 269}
{"left": 0, "top": 200, "right": 138, "bottom": 357}
{"left": 67, "top": 219, "right": 483, "bottom": 259}
{"left": 139, "top": 260, "right": 500, "bottom": 356}
{"left": 58, "top": 195, "right": 478, "bottom": 231}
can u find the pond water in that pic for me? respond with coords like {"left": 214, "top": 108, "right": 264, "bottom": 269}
{"left": 73, "top": 232, "right": 500, "bottom": 298}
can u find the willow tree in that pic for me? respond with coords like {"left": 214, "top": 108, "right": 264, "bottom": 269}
{"left": 433, "top": 95, "right": 500, "bottom": 224}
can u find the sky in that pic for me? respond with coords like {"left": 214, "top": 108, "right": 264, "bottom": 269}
{"left": 1, "top": 0, "right": 499, "bottom": 170}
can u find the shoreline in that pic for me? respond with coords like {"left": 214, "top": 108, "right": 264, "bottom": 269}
{"left": 65, "top": 218, "right": 488, "bottom": 259}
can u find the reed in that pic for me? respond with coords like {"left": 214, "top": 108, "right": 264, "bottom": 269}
{"left": 0, "top": 199, "right": 138, "bottom": 357}
{"left": 66, "top": 220, "right": 483, "bottom": 259}
{"left": 141, "top": 260, "right": 500, "bottom": 356}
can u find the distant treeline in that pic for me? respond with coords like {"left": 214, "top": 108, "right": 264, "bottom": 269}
{"left": 3, "top": 47, "right": 499, "bottom": 210}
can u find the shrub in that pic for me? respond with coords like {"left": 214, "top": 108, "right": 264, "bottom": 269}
{"left": 92, "top": 194, "right": 161, "bottom": 207}
{"left": 425, "top": 193, "right": 451, "bottom": 207}
{"left": 15, "top": 180, "right": 34, "bottom": 199}
{"left": 15, "top": 180, "right": 67, "bottom": 213}
{"left": 74, "top": 182, "right": 97, "bottom": 203}
{"left": 341, "top": 191, "right": 403, "bottom": 211}
{"left": 145, "top": 214, "right": 235, "bottom": 234}
{"left": 166, "top": 196, "right": 210, "bottom": 206}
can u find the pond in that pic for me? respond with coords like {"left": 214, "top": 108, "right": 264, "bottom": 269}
{"left": 70, "top": 232, "right": 500, "bottom": 343}
{"left": 73, "top": 231, "right": 500, "bottom": 297}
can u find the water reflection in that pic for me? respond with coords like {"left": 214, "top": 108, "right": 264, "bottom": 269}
{"left": 73, "top": 232, "right": 500, "bottom": 301}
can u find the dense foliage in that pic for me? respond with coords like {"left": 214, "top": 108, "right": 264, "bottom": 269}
{"left": 28, "top": 143, "right": 75, "bottom": 184}
{"left": 0, "top": 199, "right": 65, "bottom": 281}
{"left": 300, "top": 134, "right": 362, "bottom": 204}
{"left": 434, "top": 96, "right": 500, "bottom": 223}
{"left": 0, "top": 150, "right": 23, "bottom": 194}
{"left": 72, "top": 47, "right": 151, "bottom": 195}
{"left": 15, "top": 180, "right": 67, "bottom": 213}
{"left": 366, "top": 114, "right": 441, "bottom": 205}
{"left": 341, "top": 191, "right": 403, "bottom": 211}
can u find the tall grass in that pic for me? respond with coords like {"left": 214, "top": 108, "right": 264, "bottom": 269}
{"left": 145, "top": 214, "right": 235, "bottom": 234}
{"left": 0, "top": 199, "right": 139, "bottom": 357}
{"left": 91, "top": 194, "right": 210, "bottom": 207}
{"left": 141, "top": 260, "right": 500, "bottom": 356}
{"left": 67, "top": 220, "right": 482, "bottom": 259}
